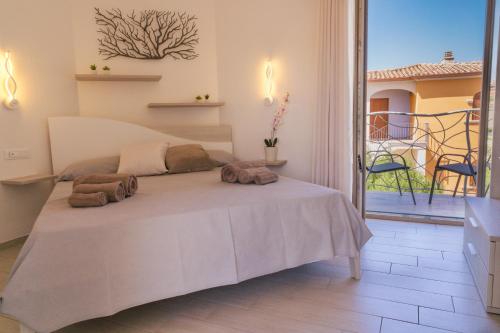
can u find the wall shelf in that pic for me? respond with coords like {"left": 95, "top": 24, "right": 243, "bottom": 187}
{"left": 75, "top": 74, "right": 162, "bottom": 82}
{"left": 148, "top": 102, "right": 225, "bottom": 108}
{"left": 1, "top": 174, "right": 57, "bottom": 186}
{"left": 262, "top": 160, "right": 287, "bottom": 167}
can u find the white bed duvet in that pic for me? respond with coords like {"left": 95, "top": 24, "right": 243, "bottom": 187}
{"left": 0, "top": 169, "right": 371, "bottom": 332}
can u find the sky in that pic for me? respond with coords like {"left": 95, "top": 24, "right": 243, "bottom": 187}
{"left": 368, "top": 0, "right": 488, "bottom": 70}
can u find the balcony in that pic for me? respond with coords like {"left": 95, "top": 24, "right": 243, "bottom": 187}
{"left": 366, "top": 109, "right": 489, "bottom": 220}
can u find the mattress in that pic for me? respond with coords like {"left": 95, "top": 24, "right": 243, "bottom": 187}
{"left": 0, "top": 169, "right": 372, "bottom": 332}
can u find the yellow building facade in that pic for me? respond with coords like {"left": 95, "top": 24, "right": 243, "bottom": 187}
{"left": 368, "top": 54, "right": 483, "bottom": 194}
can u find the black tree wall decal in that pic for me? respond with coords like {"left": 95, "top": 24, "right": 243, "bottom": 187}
{"left": 95, "top": 8, "right": 199, "bottom": 60}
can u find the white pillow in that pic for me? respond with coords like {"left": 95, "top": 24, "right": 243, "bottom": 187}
{"left": 117, "top": 141, "right": 168, "bottom": 176}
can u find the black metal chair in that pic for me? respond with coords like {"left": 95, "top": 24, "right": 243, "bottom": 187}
{"left": 366, "top": 152, "right": 416, "bottom": 205}
{"left": 428, "top": 111, "right": 477, "bottom": 204}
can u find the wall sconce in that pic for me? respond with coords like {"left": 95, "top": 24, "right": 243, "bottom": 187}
{"left": 4, "top": 51, "right": 19, "bottom": 110}
{"left": 264, "top": 60, "right": 274, "bottom": 106}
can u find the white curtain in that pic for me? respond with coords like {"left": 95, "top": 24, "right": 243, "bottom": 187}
{"left": 312, "top": 0, "right": 354, "bottom": 198}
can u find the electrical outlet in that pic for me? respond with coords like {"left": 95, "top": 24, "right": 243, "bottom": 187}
{"left": 3, "top": 149, "right": 30, "bottom": 160}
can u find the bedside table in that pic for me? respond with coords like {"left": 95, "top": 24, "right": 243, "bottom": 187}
{"left": 1, "top": 174, "right": 56, "bottom": 186}
{"left": 261, "top": 160, "right": 287, "bottom": 167}
{"left": 464, "top": 197, "right": 500, "bottom": 314}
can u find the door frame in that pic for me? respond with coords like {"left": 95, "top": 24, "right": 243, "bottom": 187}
{"left": 353, "top": 0, "right": 497, "bottom": 220}
{"left": 477, "top": 0, "right": 497, "bottom": 197}
{"left": 352, "top": 0, "right": 368, "bottom": 215}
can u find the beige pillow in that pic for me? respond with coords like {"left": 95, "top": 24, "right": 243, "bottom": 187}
{"left": 57, "top": 156, "right": 120, "bottom": 182}
{"left": 166, "top": 144, "right": 215, "bottom": 174}
{"left": 117, "top": 141, "right": 168, "bottom": 176}
{"left": 206, "top": 150, "right": 238, "bottom": 167}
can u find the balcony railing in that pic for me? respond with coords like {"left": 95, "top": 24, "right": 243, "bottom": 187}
{"left": 366, "top": 109, "right": 491, "bottom": 196}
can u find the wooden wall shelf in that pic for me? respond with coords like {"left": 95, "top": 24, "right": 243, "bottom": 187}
{"left": 1, "top": 174, "right": 56, "bottom": 186}
{"left": 148, "top": 102, "right": 225, "bottom": 108}
{"left": 75, "top": 74, "right": 162, "bottom": 82}
{"left": 262, "top": 160, "right": 287, "bottom": 167}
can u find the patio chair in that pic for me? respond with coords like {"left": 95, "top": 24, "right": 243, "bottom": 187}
{"left": 428, "top": 111, "right": 477, "bottom": 204}
{"left": 366, "top": 152, "right": 416, "bottom": 205}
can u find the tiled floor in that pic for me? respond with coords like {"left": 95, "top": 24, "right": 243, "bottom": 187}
{"left": 366, "top": 191, "right": 466, "bottom": 219}
{"left": 1, "top": 219, "right": 500, "bottom": 333}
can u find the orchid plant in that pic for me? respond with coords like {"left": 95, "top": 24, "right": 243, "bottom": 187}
{"left": 264, "top": 92, "right": 290, "bottom": 147}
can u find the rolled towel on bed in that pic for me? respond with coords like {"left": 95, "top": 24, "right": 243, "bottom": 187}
{"left": 74, "top": 174, "right": 138, "bottom": 196}
{"left": 254, "top": 169, "right": 279, "bottom": 185}
{"left": 221, "top": 164, "right": 241, "bottom": 183}
{"left": 68, "top": 192, "right": 108, "bottom": 208}
{"left": 74, "top": 181, "right": 126, "bottom": 202}
{"left": 238, "top": 167, "right": 271, "bottom": 184}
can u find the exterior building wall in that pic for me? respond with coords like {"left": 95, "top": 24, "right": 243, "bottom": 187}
{"left": 371, "top": 90, "right": 412, "bottom": 139}
{"left": 415, "top": 77, "right": 482, "bottom": 192}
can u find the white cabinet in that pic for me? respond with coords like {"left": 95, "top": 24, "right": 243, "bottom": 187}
{"left": 464, "top": 197, "right": 500, "bottom": 313}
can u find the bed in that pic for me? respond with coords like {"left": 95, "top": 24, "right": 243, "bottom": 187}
{"left": 0, "top": 117, "right": 372, "bottom": 333}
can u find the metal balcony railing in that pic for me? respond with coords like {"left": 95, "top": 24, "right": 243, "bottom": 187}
{"left": 366, "top": 109, "right": 491, "bottom": 196}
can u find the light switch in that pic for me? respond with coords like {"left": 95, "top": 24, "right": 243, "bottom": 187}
{"left": 3, "top": 149, "right": 30, "bottom": 160}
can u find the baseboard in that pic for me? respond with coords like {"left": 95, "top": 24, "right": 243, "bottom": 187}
{"left": 0, "top": 235, "right": 28, "bottom": 250}
{"left": 366, "top": 212, "right": 464, "bottom": 226}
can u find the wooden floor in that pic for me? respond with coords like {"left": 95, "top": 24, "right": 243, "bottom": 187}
{"left": 2, "top": 219, "right": 500, "bottom": 333}
{"left": 366, "top": 192, "right": 466, "bottom": 219}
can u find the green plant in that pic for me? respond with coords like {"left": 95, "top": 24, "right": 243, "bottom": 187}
{"left": 90, "top": 64, "right": 97, "bottom": 70}
{"left": 102, "top": 66, "right": 110, "bottom": 71}
{"left": 195, "top": 95, "right": 203, "bottom": 101}
{"left": 204, "top": 94, "right": 210, "bottom": 100}
{"left": 264, "top": 138, "right": 278, "bottom": 147}
{"left": 365, "top": 153, "right": 440, "bottom": 194}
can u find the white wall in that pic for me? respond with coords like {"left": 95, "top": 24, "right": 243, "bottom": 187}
{"left": 71, "top": 0, "right": 221, "bottom": 129}
{"left": 0, "top": 0, "right": 79, "bottom": 243}
{"left": 215, "top": 0, "right": 320, "bottom": 181}
{"left": 0, "top": 0, "right": 322, "bottom": 243}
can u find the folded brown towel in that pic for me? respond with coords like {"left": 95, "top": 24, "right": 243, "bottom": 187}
{"left": 221, "top": 164, "right": 240, "bottom": 183}
{"left": 238, "top": 167, "right": 271, "bottom": 184}
{"left": 74, "top": 181, "right": 126, "bottom": 202}
{"left": 255, "top": 170, "right": 279, "bottom": 185}
{"left": 74, "top": 174, "right": 138, "bottom": 196}
{"left": 221, "top": 161, "right": 268, "bottom": 183}
{"left": 68, "top": 192, "right": 108, "bottom": 208}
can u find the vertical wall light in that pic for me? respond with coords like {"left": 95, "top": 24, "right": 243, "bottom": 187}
{"left": 4, "top": 51, "right": 19, "bottom": 110}
{"left": 264, "top": 60, "right": 274, "bottom": 106}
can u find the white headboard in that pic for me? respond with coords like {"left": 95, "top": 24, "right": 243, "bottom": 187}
{"left": 48, "top": 117, "right": 233, "bottom": 174}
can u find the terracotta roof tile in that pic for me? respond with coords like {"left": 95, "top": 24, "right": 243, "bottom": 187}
{"left": 368, "top": 61, "right": 482, "bottom": 82}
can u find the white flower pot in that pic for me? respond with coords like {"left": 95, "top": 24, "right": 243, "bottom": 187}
{"left": 265, "top": 146, "right": 278, "bottom": 162}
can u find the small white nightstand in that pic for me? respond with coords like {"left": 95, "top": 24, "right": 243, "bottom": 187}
{"left": 464, "top": 197, "right": 500, "bottom": 314}
{"left": 262, "top": 160, "right": 287, "bottom": 167}
{"left": 1, "top": 174, "right": 56, "bottom": 186}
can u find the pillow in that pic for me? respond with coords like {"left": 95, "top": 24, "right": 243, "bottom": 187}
{"left": 166, "top": 144, "right": 215, "bottom": 174}
{"left": 117, "top": 141, "right": 168, "bottom": 176}
{"left": 206, "top": 149, "right": 238, "bottom": 167}
{"left": 57, "top": 156, "right": 120, "bottom": 182}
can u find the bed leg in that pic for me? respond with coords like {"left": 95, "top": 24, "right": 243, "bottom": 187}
{"left": 20, "top": 324, "right": 37, "bottom": 333}
{"left": 349, "top": 255, "right": 361, "bottom": 280}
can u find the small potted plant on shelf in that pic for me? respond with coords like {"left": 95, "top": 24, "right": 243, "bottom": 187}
{"left": 195, "top": 95, "right": 203, "bottom": 103}
{"left": 102, "top": 66, "right": 111, "bottom": 74}
{"left": 89, "top": 64, "right": 97, "bottom": 74}
{"left": 204, "top": 94, "right": 210, "bottom": 102}
{"left": 264, "top": 92, "right": 290, "bottom": 162}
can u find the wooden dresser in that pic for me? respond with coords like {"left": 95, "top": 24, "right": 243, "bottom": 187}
{"left": 464, "top": 197, "right": 500, "bottom": 313}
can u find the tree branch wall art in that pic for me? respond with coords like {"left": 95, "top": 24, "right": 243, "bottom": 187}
{"left": 95, "top": 8, "right": 199, "bottom": 60}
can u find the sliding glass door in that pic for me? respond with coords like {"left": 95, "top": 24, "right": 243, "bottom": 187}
{"left": 354, "top": 0, "right": 498, "bottom": 221}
